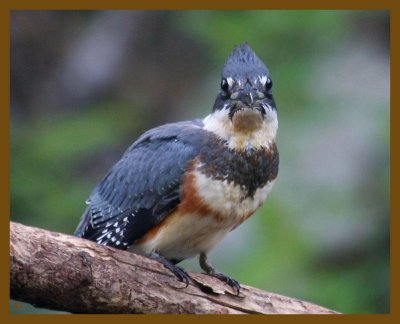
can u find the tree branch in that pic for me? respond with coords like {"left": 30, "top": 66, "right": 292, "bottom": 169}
{"left": 10, "top": 221, "right": 338, "bottom": 314}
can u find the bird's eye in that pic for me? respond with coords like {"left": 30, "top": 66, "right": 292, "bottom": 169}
{"left": 221, "top": 78, "right": 229, "bottom": 92}
{"left": 265, "top": 77, "right": 273, "bottom": 92}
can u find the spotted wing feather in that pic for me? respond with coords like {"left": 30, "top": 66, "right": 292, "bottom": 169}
{"left": 74, "top": 120, "right": 204, "bottom": 248}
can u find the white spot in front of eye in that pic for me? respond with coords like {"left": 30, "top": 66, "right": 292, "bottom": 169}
{"left": 227, "top": 77, "right": 234, "bottom": 87}
{"left": 259, "top": 75, "right": 267, "bottom": 85}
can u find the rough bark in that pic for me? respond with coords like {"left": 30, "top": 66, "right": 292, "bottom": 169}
{"left": 10, "top": 221, "right": 338, "bottom": 314}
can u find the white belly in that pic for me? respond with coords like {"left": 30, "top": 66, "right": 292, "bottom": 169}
{"left": 131, "top": 172, "right": 276, "bottom": 260}
{"left": 130, "top": 212, "right": 231, "bottom": 260}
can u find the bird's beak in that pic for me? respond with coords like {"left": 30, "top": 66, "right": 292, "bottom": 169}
{"left": 232, "top": 83, "right": 257, "bottom": 107}
{"left": 239, "top": 91, "right": 256, "bottom": 106}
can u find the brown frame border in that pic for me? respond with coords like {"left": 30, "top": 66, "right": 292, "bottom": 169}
{"left": 2, "top": 0, "right": 397, "bottom": 321}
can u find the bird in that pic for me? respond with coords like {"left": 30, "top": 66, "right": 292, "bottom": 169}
{"left": 75, "top": 42, "right": 279, "bottom": 295}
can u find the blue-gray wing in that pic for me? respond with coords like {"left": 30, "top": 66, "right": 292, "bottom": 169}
{"left": 74, "top": 120, "right": 205, "bottom": 249}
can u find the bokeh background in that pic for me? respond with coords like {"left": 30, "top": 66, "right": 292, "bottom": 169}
{"left": 10, "top": 10, "right": 390, "bottom": 314}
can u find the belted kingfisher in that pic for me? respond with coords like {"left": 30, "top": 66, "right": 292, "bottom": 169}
{"left": 75, "top": 43, "right": 279, "bottom": 294}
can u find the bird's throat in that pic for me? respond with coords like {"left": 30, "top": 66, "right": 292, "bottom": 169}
{"left": 231, "top": 109, "right": 263, "bottom": 133}
{"left": 203, "top": 108, "right": 278, "bottom": 151}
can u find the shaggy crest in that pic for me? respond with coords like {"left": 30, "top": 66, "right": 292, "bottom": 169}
{"left": 222, "top": 43, "right": 269, "bottom": 78}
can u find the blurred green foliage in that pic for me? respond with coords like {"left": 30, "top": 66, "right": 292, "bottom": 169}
{"left": 10, "top": 10, "right": 389, "bottom": 314}
{"left": 11, "top": 103, "right": 144, "bottom": 233}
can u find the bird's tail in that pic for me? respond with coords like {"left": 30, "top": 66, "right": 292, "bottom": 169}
{"left": 74, "top": 205, "right": 91, "bottom": 237}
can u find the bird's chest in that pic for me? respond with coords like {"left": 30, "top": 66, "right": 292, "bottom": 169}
{"left": 198, "top": 142, "right": 278, "bottom": 198}
{"left": 132, "top": 143, "right": 278, "bottom": 259}
{"left": 180, "top": 141, "right": 279, "bottom": 226}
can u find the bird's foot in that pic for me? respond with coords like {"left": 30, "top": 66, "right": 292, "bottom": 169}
{"left": 199, "top": 252, "right": 241, "bottom": 295}
{"left": 148, "top": 252, "right": 190, "bottom": 287}
{"left": 209, "top": 271, "right": 241, "bottom": 295}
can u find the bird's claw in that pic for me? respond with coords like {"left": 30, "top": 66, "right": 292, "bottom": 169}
{"left": 149, "top": 252, "right": 190, "bottom": 287}
{"left": 212, "top": 272, "right": 241, "bottom": 295}
{"left": 170, "top": 265, "right": 190, "bottom": 287}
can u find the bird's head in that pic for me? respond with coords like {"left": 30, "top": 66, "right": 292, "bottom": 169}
{"left": 204, "top": 43, "right": 278, "bottom": 150}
